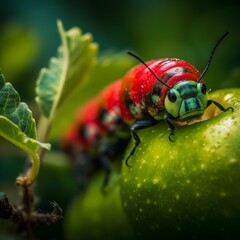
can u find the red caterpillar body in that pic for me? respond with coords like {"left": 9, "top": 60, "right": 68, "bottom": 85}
{"left": 63, "top": 33, "right": 232, "bottom": 190}
{"left": 64, "top": 59, "right": 199, "bottom": 148}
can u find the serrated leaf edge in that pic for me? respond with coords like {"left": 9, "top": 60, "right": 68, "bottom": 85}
{"left": 0, "top": 116, "right": 50, "bottom": 184}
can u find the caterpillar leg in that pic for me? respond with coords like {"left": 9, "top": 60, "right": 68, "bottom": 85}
{"left": 67, "top": 145, "right": 98, "bottom": 193}
{"left": 207, "top": 99, "right": 234, "bottom": 112}
{"left": 163, "top": 113, "right": 176, "bottom": 142}
{"left": 74, "top": 155, "right": 94, "bottom": 192}
{"left": 125, "top": 118, "right": 159, "bottom": 167}
{"left": 98, "top": 139, "right": 128, "bottom": 192}
{"left": 68, "top": 144, "right": 112, "bottom": 193}
{"left": 98, "top": 155, "right": 111, "bottom": 193}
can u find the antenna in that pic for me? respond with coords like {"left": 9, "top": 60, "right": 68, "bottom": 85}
{"left": 197, "top": 32, "right": 229, "bottom": 82}
{"left": 127, "top": 51, "right": 172, "bottom": 88}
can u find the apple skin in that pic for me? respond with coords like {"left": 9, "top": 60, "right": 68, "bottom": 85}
{"left": 121, "top": 89, "right": 240, "bottom": 240}
{"left": 64, "top": 171, "right": 136, "bottom": 240}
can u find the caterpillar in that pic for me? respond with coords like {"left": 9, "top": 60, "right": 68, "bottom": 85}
{"left": 62, "top": 32, "right": 232, "bottom": 191}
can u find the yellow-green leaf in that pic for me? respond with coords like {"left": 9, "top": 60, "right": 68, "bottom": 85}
{"left": 0, "top": 116, "right": 50, "bottom": 184}
{"left": 35, "top": 20, "right": 98, "bottom": 120}
{"left": 0, "top": 72, "right": 50, "bottom": 184}
{"left": 0, "top": 73, "right": 36, "bottom": 138}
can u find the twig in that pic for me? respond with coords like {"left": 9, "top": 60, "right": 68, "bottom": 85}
{"left": 0, "top": 192, "right": 63, "bottom": 238}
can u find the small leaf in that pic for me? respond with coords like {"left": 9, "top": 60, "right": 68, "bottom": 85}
{"left": 0, "top": 73, "right": 36, "bottom": 139}
{"left": 0, "top": 72, "right": 50, "bottom": 184}
{"left": 35, "top": 20, "right": 98, "bottom": 120}
{"left": 0, "top": 116, "right": 49, "bottom": 152}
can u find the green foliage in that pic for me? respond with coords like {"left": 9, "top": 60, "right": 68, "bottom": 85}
{"left": 0, "top": 24, "right": 39, "bottom": 84}
{"left": 0, "top": 72, "right": 50, "bottom": 184}
{"left": 0, "top": 72, "right": 50, "bottom": 152}
{"left": 35, "top": 20, "right": 98, "bottom": 120}
{"left": 0, "top": 73, "right": 36, "bottom": 138}
{"left": 0, "top": 116, "right": 49, "bottom": 157}
{"left": 121, "top": 89, "right": 240, "bottom": 239}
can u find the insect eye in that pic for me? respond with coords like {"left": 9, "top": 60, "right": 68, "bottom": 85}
{"left": 197, "top": 83, "right": 207, "bottom": 95}
{"left": 201, "top": 84, "right": 207, "bottom": 94}
{"left": 168, "top": 90, "right": 177, "bottom": 103}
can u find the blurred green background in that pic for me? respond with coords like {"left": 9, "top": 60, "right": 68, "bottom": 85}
{"left": 0, "top": 0, "right": 240, "bottom": 239}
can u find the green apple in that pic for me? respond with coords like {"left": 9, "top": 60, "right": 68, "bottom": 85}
{"left": 64, "top": 170, "right": 136, "bottom": 240}
{"left": 121, "top": 89, "right": 240, "bottom": 239}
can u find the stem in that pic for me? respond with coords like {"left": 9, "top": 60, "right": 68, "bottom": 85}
{"left": 0, "top": 192, "right": 63, "bottom": 236}
{"left": 36, "top": 115, "right": 52, "bottom": 161}
{"left": 16, "top": 151, "right": 40, "bottom": 186}
{"left": 28, "top": 154, "right": 40, "bottom": 183}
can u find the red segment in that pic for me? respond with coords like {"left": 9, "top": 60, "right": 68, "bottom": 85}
{"left": 118, "top": 65, "right": 144, "bottom": 123}
{"left": 98, "top": 80, "right": 124, "bottom": 130}
{"left": 118, "top": 92, "right": 135, "bottom": 123}
{"left": 100, "top": 80, "right": 122, "bottom": 112}
{"left": 64, "top": 99, "right": 107, "bottom": 150}
{"left": 118, "top": 60, "right": 163, "bottom": 121}
{"left": 129, "top": 61, "right": 156, "bottom": 105}
{"left": 63, "top": 125, "right": 80, "bottom": 149}
{"left": 140, "top": 59, "right": 199, "bottom": 99}
{"left": 140, "top": 59, "right": 170, "bottom": 98}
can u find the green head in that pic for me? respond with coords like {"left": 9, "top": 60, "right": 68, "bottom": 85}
{"left": 164, "top": 81, "right": 209, "bottom": 120}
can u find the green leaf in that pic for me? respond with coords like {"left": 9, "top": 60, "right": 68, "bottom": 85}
{"left": 0, "top": 72, "right": 50, "bottom": 184}
{"left": 0, "top": 73, "right": 36, "bottom": 138}
{"left": 35, "top": 20, "right": 98, "bottom": 120}
{"left": 0, "top": 117, "right": 49, "bottom": 184}
{"left": 0, "top": 117, "right": 49, "bottom": 152}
